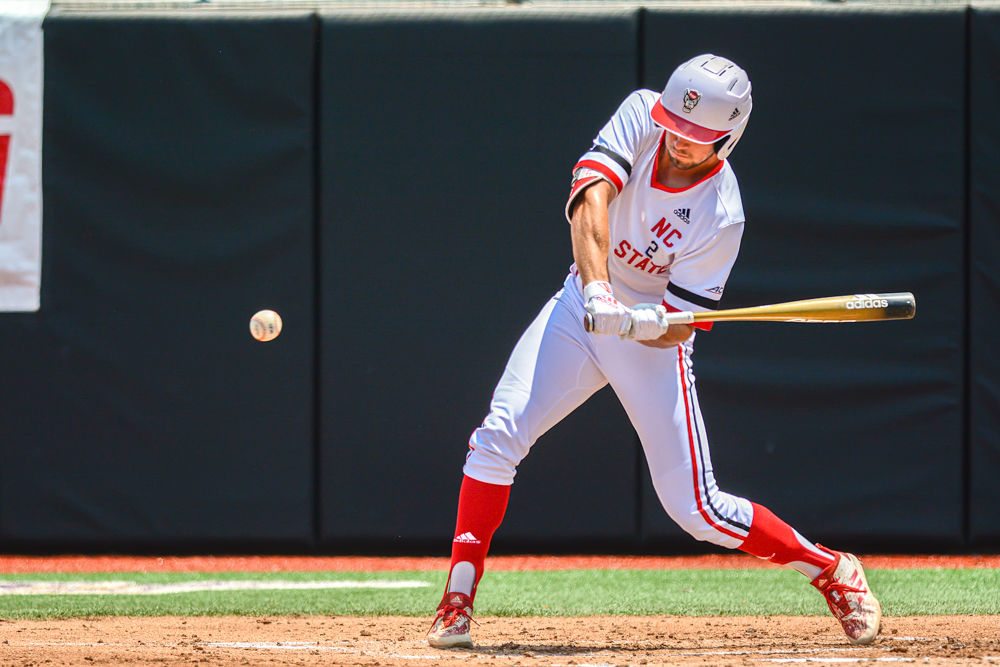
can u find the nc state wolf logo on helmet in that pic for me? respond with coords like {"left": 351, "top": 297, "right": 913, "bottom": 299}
{"left": 682, "top": 88, "right": 701, "bottom": 113}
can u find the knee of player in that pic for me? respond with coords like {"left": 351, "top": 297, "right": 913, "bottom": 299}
{"left": 471, "top": 418, "right": 532, "bottom": 464}
{"left": 668, "top": 497, "right": 750, "bottom": 547}
{"left": 464, "top": 439, "right": 519, "bottom": 486}
{"left": 658, "top": 496, "right": 718, "bottom": 540}
{"left": 671, "top": 508, "right": 718, "bottom": 541}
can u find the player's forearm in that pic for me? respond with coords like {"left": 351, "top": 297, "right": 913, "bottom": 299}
{"left": 637, "top": 324, "right": 695, "bottom": 348}
{"left": 570, "top": 182, "right": 616, "bottom": 286}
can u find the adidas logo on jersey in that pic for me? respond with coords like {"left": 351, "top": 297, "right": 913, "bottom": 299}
{"left": 673, "top": 208, "right": 691, "bottom": 224}
{"left": 453, "top": 532, "right": 480, "bottom": 544}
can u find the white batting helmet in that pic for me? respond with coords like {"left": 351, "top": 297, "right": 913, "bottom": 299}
{"left": 650, "top": 54, "right": 752, "bottom": 159}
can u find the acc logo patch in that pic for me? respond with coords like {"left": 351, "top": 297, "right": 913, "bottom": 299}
{"left": 682, "top": 89, "right": 701, "bottom": 113}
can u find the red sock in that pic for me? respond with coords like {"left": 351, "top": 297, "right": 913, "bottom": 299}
{"left": 446, "top": 475, "right": 511, "bottom": 601}
{"left": 739, "top": 503, "right": 836, "bottom": 571}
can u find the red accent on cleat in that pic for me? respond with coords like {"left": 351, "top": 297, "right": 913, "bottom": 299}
{"left": 811, "top": 546, "right": 882, "bottom": 645}
{"left": 427, "top": 592, "right": 475, "bottom": 648}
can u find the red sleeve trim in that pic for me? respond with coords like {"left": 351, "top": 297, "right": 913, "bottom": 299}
{"left": 565, "top": 175, "right": 601, "bottom": 222}
{"left": 568, "top": 175, "right": 599, "bottom": 203}
{"left": 664, "top": 301, "right": 713, "bottom": 331}
{"left": 573, "top": 159, "right": 624, "bottom": 193}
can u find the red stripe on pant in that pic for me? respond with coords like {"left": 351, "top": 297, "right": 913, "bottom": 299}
{"left": 677, "top": 346, "right": 746, "bottom": 541}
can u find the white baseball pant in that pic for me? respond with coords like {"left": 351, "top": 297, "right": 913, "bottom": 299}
{"left": 463, "top": 273, "right": 754, "bottom": 548}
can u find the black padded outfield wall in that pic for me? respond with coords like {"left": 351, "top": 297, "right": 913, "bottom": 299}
{"left": 318, "top": 11, "right": 640, "bottom": 545}
{"left": 970, "top": 5, "right": 1000, "bottom": 545}
{"left": 0, "top": 12, "right": 317, "bottom": 547}
{"left": 639, "top": 7, "right": 966, "bottom": 549}
{"left": 0, "top": 5, "right": 990, "bottom": 551}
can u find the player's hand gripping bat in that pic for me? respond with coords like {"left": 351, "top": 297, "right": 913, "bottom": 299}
{"left": 583, "top": 292, "right": 916, "bottom": 332}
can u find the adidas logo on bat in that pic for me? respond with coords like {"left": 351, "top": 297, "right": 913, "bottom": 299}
{"left": 846, "top": 294, "right": 889, "bottom": 310}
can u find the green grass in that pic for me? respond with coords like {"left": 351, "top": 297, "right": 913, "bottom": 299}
{"left": 0, "top": 569, "right": 997, "bottom": 619}
{"left": 475, "top": 569, "right": 1000, "bottom": 617}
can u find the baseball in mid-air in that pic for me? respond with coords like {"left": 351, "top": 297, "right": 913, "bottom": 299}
{"left": 249, "top": 309, "right": 282, "bottom": 342}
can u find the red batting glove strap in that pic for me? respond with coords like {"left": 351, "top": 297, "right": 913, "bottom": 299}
{"left": 591, "top": 295, "right": 620, "bottom": 309}
{"left": 583, "top": 280, "right": 615, "bottom": 302}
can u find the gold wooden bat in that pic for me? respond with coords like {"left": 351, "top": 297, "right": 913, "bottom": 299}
{"left": 583, "top": 292, "right": 915, "bottom": 332}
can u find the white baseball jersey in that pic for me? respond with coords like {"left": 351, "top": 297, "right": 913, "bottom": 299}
{"left": 565, "top": 89, "right": 746, "bottom": 330}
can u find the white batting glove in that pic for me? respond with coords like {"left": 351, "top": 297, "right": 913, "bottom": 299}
{"left": 583, "top": 281, "right": 632, "bottom": 336}
{"left": 625, "top": 303, "right": 671, "bottom": 340}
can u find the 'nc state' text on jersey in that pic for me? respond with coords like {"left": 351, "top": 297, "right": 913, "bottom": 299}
{"left": 650, "top": 217, "right": 683, "bottom": 246}
{"left": 614, "top": 239, "right": 669, "bottom": 275}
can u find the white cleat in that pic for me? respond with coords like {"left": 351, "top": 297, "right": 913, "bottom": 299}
{"left": 427, "top": 592, "right": 474, "bottom": 648}
{"left": 811, "top": 547, "right": 882, "bottom": 645}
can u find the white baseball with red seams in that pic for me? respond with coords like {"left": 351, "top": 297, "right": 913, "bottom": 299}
{"left": 462, "top": 85, "right": 758, "bottom": 549}
{"left": 249, "top": 309, "right": 282, "bottom": 342}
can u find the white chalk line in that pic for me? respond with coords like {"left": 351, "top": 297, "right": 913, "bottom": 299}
{"left": 204, "top": 642, "right": 354, "bottom": 652}
{"left": 683, "top": 647, "right": 869, "bottom": 657}
{"left": 0, "top": 579, "right": 431, "bottom": 595}
{"left": 20, "top": 635, "right": 949, "bottom": 663}
{"left": 207, "top": 642, "right": 445, "bottom": 659}
{"left": 761, "top": 659, "right": 916, "bottom": 664}
{"left": 25, "top": 641, "right": 441, "bottom": 661}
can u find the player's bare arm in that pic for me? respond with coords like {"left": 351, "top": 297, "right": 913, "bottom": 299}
{"left": 571, "top": 181, "right": 693, "bottom": 346}
{"left": 569, "top": 179, "right": 616, "bottom": 286}
{"left": 570, "top": 180, "right": 634, "bottom": 337}
{"left": 636, "top": 321, "right": 694, "bottom": 348}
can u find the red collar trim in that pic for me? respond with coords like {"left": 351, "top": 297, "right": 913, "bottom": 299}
{"left": 651, "top": 131, "right": 725, "bottom": 193}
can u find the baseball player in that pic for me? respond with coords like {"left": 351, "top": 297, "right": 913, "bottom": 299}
{"left": 427, "top": 54, "right": 881, "bottom": 649}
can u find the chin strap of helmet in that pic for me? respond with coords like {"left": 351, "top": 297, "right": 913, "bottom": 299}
{"left": 713, "top": 115, "right": 749, "bottom": 159}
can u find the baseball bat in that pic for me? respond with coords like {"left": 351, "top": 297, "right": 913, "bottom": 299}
{"left": 583, "top": 292, "right": 916, "bottom": 332}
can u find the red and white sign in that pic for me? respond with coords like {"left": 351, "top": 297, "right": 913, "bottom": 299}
{"left": 0, "top": 1, "right": 48, "bottom": 312}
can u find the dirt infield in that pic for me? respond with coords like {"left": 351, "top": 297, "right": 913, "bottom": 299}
{"left": 4, "top": 615, "right": 999, "bottom": 666}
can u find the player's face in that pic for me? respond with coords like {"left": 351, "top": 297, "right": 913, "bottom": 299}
{"left": 665, "top": 132, "right": 718, "bottom": 170}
